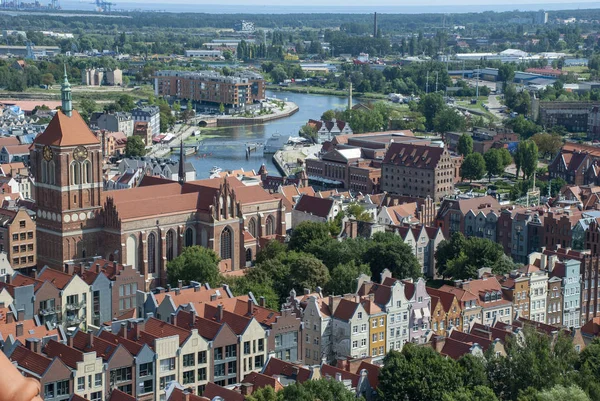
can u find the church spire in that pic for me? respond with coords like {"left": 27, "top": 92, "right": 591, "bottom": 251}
{"left": 178, "top": 140, "right": 185, "bottom": 185}
{"left": 61, "top": 64, "right": 72, "bottom": 117}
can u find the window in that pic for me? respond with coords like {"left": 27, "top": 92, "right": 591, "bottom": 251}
{"left": 118, "top": 384, "right": 132, "bottom": 395}
{"left": 183, "top": 370, "right": 195, "bottom": 385}
{"left": 380, "top": 317, "right": 384, "bottom": 325}
{"left": 183, "top": 353, "right": 195, "bottom": 367}
{"left": 159, "top": 358, "right": 175, "bottom": 372}
{"left": 44, "top": 384, "right": 54, "bottom": 399}
{"left": 361, "top": 338, "right": 367, "bottom": 347}
{"left": 227, "top": 362, "right": 237, "bottom": 375}
{"left": 214, "top": 364, "right": 225, "bottom": 377}
{"left": 197, "top": 351, "right": 207, "bottom": 364}
{"left": 166, "top": 229, "right": 175, "bottom": 261}
{"left": 90, "top": 392, "right": 102, "bottom": 401}
{"left": 258, "top": 339, "right": 264, "bottom": 352}
{"left": 56, "top": 380, "right": 69, "bottom": 397}
{"left": 159, "top": 375, "right": 176, "bottom": 390}
{"left": 198, "top": 367, "right": 207, "bottom": 381}
{"left": 77, "top": 377, "right": 85, "bottom": 391}
{"left": 19, "top": 220, "right": 25, "bottom": 228}
{"left": 265, "top": 215, "right": 275, "bottom": 236}
{"left": 225, "top": 344, "right": 236, "bottom": 358}
{"left": 248, "top": 218, "right": 257, "bottom": 237}
{"left": 139, "top": 362, "right": 153, "bottom": 377}
{"left": 112, "top": 367, "right": 132, "bottom": 383}
{"left": 357, "top": 312, "right": 363, "bottom": 319}
{"left": 147, "top": 232, "right": 156, "bottom": 274}
{"left": 244, "top": 341, "right": 250, "bottom": 355}
{"left": 215, "top": 347, "right": 223, "bottom": 361}
{"left": 220, "top": 227, "right": 232, "bottom": 259}
{"left": 361, "top": 324, "right": 367, "bottom": 332}
{"left": 372, "top": 334, "right": 377, "bottom": 343}
{"left": 94, "top": 373, "right": 102, "bottom": 387}
{"left": 185, "top": 227, "right": 194, "bottom": 247}
{"left": 352, "top": 326, "right": 358, "bottom": 334}
{"left": 372, "top": 320, "right": 377, "bottom": 328}
{"left": 254, "top": 355, "right": 264, "bottom": 368}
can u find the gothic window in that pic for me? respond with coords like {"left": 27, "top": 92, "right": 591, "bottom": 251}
{"left": 83, "top": 160, "right": 92, "bottom": 184}
{"left": 41, "top": 160, "right": 48, "bottom": 184}
{"left": 220, "top": 227, "right": 232, "bottom": 260}
{"left": 228, "top": 196, "right": 234, "bottom": 216}
{"left": 148, "top": 233, "right": 156, "bottom": 274}
{"left": 265, "top": 215, "right": 275, "bottom": 236}
{"left": 185, "top": 227, "right": 195, "bottom": 247}
{"left": 166, "top": 230, "right": 175, "bottom": 262}
{"left": 48, "top": 161, "right": 55, "bottom": 185}
{"left": 245, "top": 248, "right": 252, "bottom": 262}
{"left": 70, "top": 162, "right": 81, "bottom": 185}
{"left": 248, "top": 218, "right": 257, "bottom": 238}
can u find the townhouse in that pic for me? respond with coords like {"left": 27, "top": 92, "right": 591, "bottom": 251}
{"left": 498, "top": 272, "right": 530, "bottom": 319}
{"left": 552, "top": 260, "right": 582, "bottom": 328}
{"left": 426, "top": 287, "right": 462, "bottom": 334}
{"left": 547, "top": 275, "right": 563, "bottom": 326}
{"left": 331, "top": 297, "right": 371, "bottom": 360}
{"left": 365, "top": 299, "right": 386, "bottom": 361}
{"left": 522, "top": 265, "right": 549, "bottom": 323}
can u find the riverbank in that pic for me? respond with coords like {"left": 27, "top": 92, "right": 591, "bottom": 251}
{"left": 216, "top": 101, "right": 299, "bottom": 127}
{"left": 267, "top": 84, "right": 388, "bottom": 100}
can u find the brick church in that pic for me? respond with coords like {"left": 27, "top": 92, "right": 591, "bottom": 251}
{"left": 30, "top": 69, "right": 286, "bottom": 289}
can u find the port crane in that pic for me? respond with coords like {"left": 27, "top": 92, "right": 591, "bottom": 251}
{"left": 92, "top": 0, "right": 114, "bottom": 12}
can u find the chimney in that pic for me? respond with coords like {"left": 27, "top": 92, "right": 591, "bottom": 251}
{"left": 210, "top": 294, "right": 217, "bottom": 301}
{"left": 17, "top": 309, "right": 24, "bottom": 322}
{"left": 88, "top": 331, "right": 94, "bottom": 348}
{"left": 171, "top": 312, "right": 178, "bottom": 327}
{"left": 259, "top": 296, "right": 265, "bottom": 307}
{"left": 292, "top": 366, "right": 299, "bottom": 377}
{"left": 433, "top": 335, "right": 445, "bottom": 353}
{"left": 32, "top": 269, "right": 37, "bottom": 279}
{"left": 303, "top": 288, "right": 310, "bottom": 295}
{"left": 167, "top": 284, "right": 172, "bottom": 292}
{"left": 95, "top": 264, "right": 101, "bottom": 273}
{"left": 335, "top": 372, "right": 342, "bottom": 382}
{"left": 68, "top": 334, "right": 74, "bottom": 348}
{"left": 328, "top": 296, "right": 341, "bottom": 314}
{"left": 194, "top": 286, "right": 200, "bottom": 292}
{"left": 5, "top": 274, "right": 10, "bottom": 285}
{"left": 6, "top": 311, "right": 13, "bottom": 324}
{"left": 247, "top": 299, "right": 254, "bottom": 316}
{"left": 174, "top": 288, "right": 180, "bottom": 296}
{"left": 15, "top": 322, "right": 23, "bottom": 337}
{"left": 0, "top": 302, "right": 4, "bottom": 309}
{"left": 217, "top": 304, "right": 223, "bottom": 322}
{"left": 26, "top": 338, "right": 40, "bottom": 353}
{"left": 120, "top": 322, "right": 127, "bottom": 340}
{"left": 178, "top": 280, "right": 183, "bottom": 289}
{"left": 240, "top": 383, "right": 253, "bottom": 396}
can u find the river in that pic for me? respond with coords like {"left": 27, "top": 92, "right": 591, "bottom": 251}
{"left": 176, "top": 90, "right": 356, "bottom": 179}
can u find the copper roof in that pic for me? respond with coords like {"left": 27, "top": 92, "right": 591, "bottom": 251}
{"left": 34, "top": 110, "right": 100, "bottom": 146}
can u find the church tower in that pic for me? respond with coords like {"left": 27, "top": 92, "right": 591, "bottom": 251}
{"left": 31, "top": 67, "right": 104, "bottom": 269}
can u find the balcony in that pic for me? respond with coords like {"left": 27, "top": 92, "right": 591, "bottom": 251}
{"left": 39, "top": 307, "right": 57, "bottom": 316}
{"left": 65, "top": 301, "right": 86, "bottom": 311}
{"left": 65, "top": 315, "right": 84, "bottom": 326}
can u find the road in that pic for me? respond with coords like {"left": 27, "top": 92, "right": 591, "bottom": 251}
{"left": 486, "top": 95, "right": 507, "bottom": 121}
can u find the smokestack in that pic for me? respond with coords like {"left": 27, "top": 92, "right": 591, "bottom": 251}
{"left": 374, "top": 12, "right": 378, "bottom": 37}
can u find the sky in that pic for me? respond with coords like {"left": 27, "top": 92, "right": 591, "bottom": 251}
{"left": 113, "top": 0, "right": 599, "bottom": 5}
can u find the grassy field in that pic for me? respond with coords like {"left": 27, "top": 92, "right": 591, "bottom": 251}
{"left": 563, "top": 66, "right": 591, "bottom": 79}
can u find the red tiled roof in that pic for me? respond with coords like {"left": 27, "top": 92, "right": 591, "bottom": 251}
{"left": 294, "top": 194, "right": 334, "bottom": 219}
{"left": 153, "top": 285, "right": 231, "bottom": 308}
{"left": 262, "top": 357, "right": 311, "bottom": 384}
{"left": 228, "top": 299, "right": 280, "bottom": 327}
{"left": 44, "top": 339, "right": 84, "bottom": 369}
{"left": 34, "top": 110, "right": 100, "bottom": 146}
{"left": 109, "top": 389, "right": 136, "bottom": 401}
{"left": 10, "top": 345, "right": 52, "bottom": 376}
{"left": 332, "top": 299, "right": 359, "bottom": 321}
{"left": 98, "top": 330, "right": 142, "bottom": 356}
{"left": 242, "top": 372, "right": 284, "bottom": 392}
{"left": 582, "top": 317, "right": 600, "bottom": 337}
{"left": 426, "top": 287, "right": 458, "bottom": 313}
{"left": 37, "top": 268, "right": 74, "bottom": 290}
{"left": 440, "top": 337, "right": 478, "bottom": 360}
{"left": 168, "top": 388, "right": 210, "bottom": 401}
{"left": 200, "top": 304, "right": 252, "bottom": 335}
{"left": 321, "top": 364, "right": 360, "bottom": 387}
{"left": 383, "top": 143, "right": 445, "bottom": 169}
{"left": 203, "top": 382, "right": 244, "bottom": 401}
{"left": 144, "top": 318, "right": 191, "bottom": 346}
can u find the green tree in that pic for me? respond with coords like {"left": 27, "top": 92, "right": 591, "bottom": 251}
{"left": 288, "top": 221, "right": 331, "bottom": 253}
{"left": 457, "top": 134, "right": 473, "bottom": 157}
{"left": 321, "top": 109, "right": 335, "bottom": 121}
{"left": 345, "top": 203, "right": 372, "bottom": 222}
{"left": 166, "top": 246, "right": 220, "bottom": 287}
{"left": 498, "top": 147, "right": 513, "bottom": 169}
{"left": 521, "top": 140, "right": 539, "bottom": 180}
{"left": 484, "top": 148, "right": 505, "bottom": 182}
{"left": 117, "top": 94, "right": 135, "bottom": 112}
{"left": 532, "top": 385, "right": 590, "bottom": 401}
{"left": 433, "top": 108, "right": 466, "bottom": 133}
{"left": 531, "top": 132, "right": 563, "bottom": 160}
{"left": 443, "top": 386, "right": 499, "bottom": 401}
{"left": 498, "top": 63, "right": 516, "bottom": 84}
{"left": 219, "top": 102, "right": 225, "bottom": 114}
{"left": 299, "top": 123, "right": 318, "bottom": 143}
{"left": 363, "top": 232, "right": 421, "bottom": 280}
{"left": 255, "top": 240, "right": 287, "bottom": 265}
{"left": 418, "top": 92, "right": 445, "bottom": 130}
{"left": 460, "top": 153, "right": 486, "bottom": 182}
{"left": 245, "top": 386, "right": 278, "bottom": 401}
{"left": 379, "top": 345, "right": 464, "bottom": 401}
{"left": 287, "top": 254, "right": 330, "bottom": 294}
{"left": 124, "top": 135, "right": 146, "bottom": 157}
{"left": 575, "top": 338, "right": 600, "bottom": 399}
{"left": 325, "top": 260, "right": 371, "bottom": 296}
{"left": 41, "top": 72, "right": 55, "bottom": 86}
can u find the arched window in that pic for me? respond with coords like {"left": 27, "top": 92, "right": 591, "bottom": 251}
{"left": 185, "top": 227, "right": 195, "bottom": 247}
{"left": 148, "top": 232, "right": 156, "bottom": 274}
{"left": 70, "top": 162, "right": 81, "bottom": 185}
{"left": 83, "top": 160, "right": 92, "bottom": 184}
{"left": 245, "top": 248, "right": 252, "bottom": 262}
{"left": 48, "top": 161, "right": 55, "bottom": 185}
{"left": 166, "top": 230, "right": 175, "bottom": 262}
{"left": 265, "top": 215, "right": 275, "bottom": 236}
{"left": 220, "top": 227, "right": 232, "bottom": 260}
{"left": 41, "top": 160, "right": 48, "bottom": 184}
{"left": 126, "top": 235, "right": 137, "bottom": 269}
{"left": 248, "top": 218, "right": 257, "bottom": 238}
{"left": 228, "top": 196, "right": 234, "bottom": 216}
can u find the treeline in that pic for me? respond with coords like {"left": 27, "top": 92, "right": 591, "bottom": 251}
{"left": 379, "top": 331, "right": 600, "bottom": 401}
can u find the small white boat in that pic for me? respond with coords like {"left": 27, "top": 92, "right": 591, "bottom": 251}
{"left": 209, "top": 166, "right": 222, "bottom": 175}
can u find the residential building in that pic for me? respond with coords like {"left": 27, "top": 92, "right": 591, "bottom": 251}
{"left": 133, "top": 122, "right": 151, "bottom": 146}
{"left": 96, "top": 113, "right": 134, "bottom": 137}
{"left": 426, "top": 287, "right": 463, "bottom": 334}
{"left": 548, "top": 143, "right": 600, "bottom": 185}
{"left": 37, "top": 266, "right": 91, "bottom": 330}
{"left": 0, "top": 207, "right": 36, "bottom": 269}
{"left": 554, "top": 260, "right": 582, "bottom": 328}
{"left": 524, "top": 265, "right": 549, "bottom": 323}
{"left": 499, "top": 272, "right": 530, "bottom": 319}
{"left": 331, "top": 297, "right": 370, "bottom": 360}
{"left": 154, "top": 70, "right": 266, "bottom": 109}
{"left": 7, "top": 343, "right": 72, "bottom": 401}
{"left": 0, "top": 144, "right": 30, "bottom": 163}
{"left": 547, "top": 276, "right": 563, "bottom": 326}
{"left": 292, "top": 194, "right": 340, "bottom": 228}
{"left": 131, "top": 107, "right": 160, "bottom": 138}
{"left": 401, "top": 278, "right": 432, "bottom": 344}
{"left": 365, "top": 299, "right": 386, "bottom": 361}
{"left": 436, "top": 195, "right": 500, "bottom": 238}
{"left": 307, "top": 118, "right": 352, "bottom": 144}
{"left": 381, "top": 142, "right": 456, "bottom": 201}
